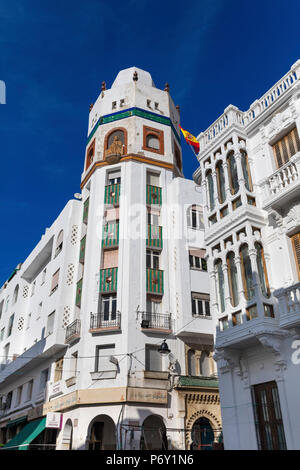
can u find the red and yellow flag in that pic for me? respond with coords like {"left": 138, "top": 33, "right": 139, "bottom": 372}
{"left": 180, "top": 126, "right": 200, "bottom": 156}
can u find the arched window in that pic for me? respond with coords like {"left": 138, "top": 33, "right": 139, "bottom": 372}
{"left": 12, "top": 285, "right": 19, "bottom": 305}
{"left": 215, "top": 259, "right": 225, "bottom": 313}
{"left": 206, "top": 171, "right": 215, "bottom": 211}
{"left": 216, "top": 161, "right": 226, "bottom": 204}
{"left": 255, "top": 242, "right": 270, "bottom": 297}
{"left": 226, "top": 252, "right": 239, "bottom": 307}
{"left": 107, "top": 129, "right": 125, "bottom": 149}
{"left": 199, "top": 351, "right": 211, "bottom": 376}
{"left": 241, "top": 151, "right": 253, "bottom": 192}
{"left": 227, "top": 152, "right": 239, "bottom": 195}
{"left": 240, "top": 244, "right": 254, "bottom": 301}
{"left": 187, "top": 349, "right": 196, "bottom": 376}
{"left": 55, "top": 230, "right": 64, "bottom": 257}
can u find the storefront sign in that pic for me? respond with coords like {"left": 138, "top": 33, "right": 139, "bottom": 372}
{"left": 46, "top": 412, "right": 63, "bottom": 429}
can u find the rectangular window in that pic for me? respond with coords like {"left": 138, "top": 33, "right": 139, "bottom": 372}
{"left": 146, "top": 249, "right": 160, "bottom": 269}
{"left": 191, "top": 293, "right": 210, "bottom": 316}
{"left": 6, "top": 391, "right": 12, "bottom": 410}
{"left": 39, "top": 368, "right": 49, "bottom": 391}
{"left": 143, "top": 127, "right": 164, "bottom": 155}
{"left": 50, "top": 269, "right": 60, "bottom": 295}
{"left": 101, "top": 294, "right": 117, "bottom": 320}
{"left": 147, "top": 209, "right": 160, "bottom": 226}
{"left": 41, "top": 268, "right": 47, "bottom": 285}
{"left": 272, "top": 127, "right": 300, "bottom": 168}
{"left": 26, "top": 380, "right": 33, "bottom": 401}
{"left": 102, "top": 249, "right": 119, "bottom": 269}
{"left": 146, "top": 171, "right": 160, "bottom": 186}
{"left": 95, "top": 344, "right": 116, "bottom": 372}
{"left": 187, "top": 208, "right": 204, "bottom": 229}
{"left": 16, "top": 385, "right": 23, "bottom": 406}
{"left": 189, "top": 249, "right": 207, "bottom": 271}
{"left": 46, "top": 311, "right": 55, "bottom": 336}
{"left": 145, "top": 345, "right": 162, "bottom": 372}
{"left": 107, "top": 170, "right": 121, "bottom": 185}
{"left": 146, "top": 295, "right": 162, "bottom": 314}
{"left": 54, "top": 357, "right": 64, "bottom": 383}
{"left": 252, "top": 381, "right": 287, "bottom": 450}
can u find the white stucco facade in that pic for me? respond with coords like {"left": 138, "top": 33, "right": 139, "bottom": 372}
{"left": 193, "top": 59, "right": 300, "bottom": 450}
{"left": 0, "top": 67, "right": 220, "bottom": 451}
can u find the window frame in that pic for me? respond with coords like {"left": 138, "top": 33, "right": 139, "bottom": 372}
{"left": 143, "top": 126, "right": 164, "bottom": 155}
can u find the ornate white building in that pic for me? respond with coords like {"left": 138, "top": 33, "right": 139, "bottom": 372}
{"left": 0, "top": 67, "right": 221, "bottom": 450}
{"left": 193, "top": 59, "right": 300, "bottom": 450}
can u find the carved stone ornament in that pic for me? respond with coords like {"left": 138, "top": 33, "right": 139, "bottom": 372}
{"left": 104, "top": 136, "right": 124, "bottom": 164}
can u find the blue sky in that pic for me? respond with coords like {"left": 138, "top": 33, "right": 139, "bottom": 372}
{"left": 0, "top": 0, "right": 299, "bottom": 284}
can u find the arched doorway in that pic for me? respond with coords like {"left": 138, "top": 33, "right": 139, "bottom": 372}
{"left": 62, "top": 419, "right": 73, "bottom": 450}
{"left": 88, "top": 415, "right": 116, "bottom": 450}
{"left": 140, "top": 415, "right": 168, "bottom": 450}
{"left": 190, "top": 417, "right": 214, "bottom": 450}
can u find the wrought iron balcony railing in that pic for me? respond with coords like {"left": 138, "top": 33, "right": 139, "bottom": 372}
{"left": 140, "top": 311, "right": 172, "bottom": 331}
{"left": 90, "top": 311, "right": 121, "bottom": 331}
{"left": 65, "top": 319, "right": 81, "bottom": 344}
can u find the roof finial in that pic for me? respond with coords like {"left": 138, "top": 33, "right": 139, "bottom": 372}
{"left": 101, "top": 81, "right": 106, "bottom": 91}
{"left": 89, "top": 103, "right": 94, "bottom": 112}
{"left": 164, "top": 82, "right": 170, "bottom": 93}
{"left": 133, "top": 71, "right": 138, "bottom": 82}
{"left": 176, "top": 104, "right": 180, "bottom": 114}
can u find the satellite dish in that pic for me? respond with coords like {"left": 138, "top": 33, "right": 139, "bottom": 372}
{"left": 74, "top": 193, "right": 82, "bottom": 200}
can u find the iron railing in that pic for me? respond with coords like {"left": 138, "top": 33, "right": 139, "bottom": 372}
{"left": 65, "top": 319, "right": 81, "bottom": 343}
{"left": 140, "top": 312, "right": 171, "bottom": 331}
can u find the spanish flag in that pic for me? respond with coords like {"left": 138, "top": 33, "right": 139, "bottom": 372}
{"left": 180, "top": 126, "right": 200, "bottom": 156}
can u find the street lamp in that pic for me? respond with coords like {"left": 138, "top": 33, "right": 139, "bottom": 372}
{"left": 158, "top": 339, "right": 170, "bottom": 356}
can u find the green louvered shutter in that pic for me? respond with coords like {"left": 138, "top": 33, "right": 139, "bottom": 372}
{"left": 75, "top": 279, "right": 83, "bottom": 307}
{"left": 83, "top": 198, "right": 90, "bottom": 224}
{"left": 79, "top": 236, "right": 86, "bottom": 264}
{"left": 99, "top": 268, "right": 118, "bottom": 293}
{"left": 146, "top": 268, "right": 164, "bottom": 294}
{"left": 146, "top": 185, "right": 162, "bottom": 206}
{"left": 104, "top": 183, "right": 120, "bottom": 206}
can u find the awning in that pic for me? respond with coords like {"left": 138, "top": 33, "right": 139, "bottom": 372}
{"left": 2, "top": 417, "right": 46, "bottom": 450}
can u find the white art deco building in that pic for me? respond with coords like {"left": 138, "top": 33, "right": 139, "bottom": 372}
{"left": 193, "top": 59, "right": 300, "bottom": 450}
{"left": 0, "top": 68, "right": 221, "bottom": 450}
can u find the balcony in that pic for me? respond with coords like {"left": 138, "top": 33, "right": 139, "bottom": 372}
{"left": 99, "top": 267, "right": 118, "bottom": 293}
{"left": 89, "top": 311, "right": 121, "bottom": 333}
{"left": 104, "top": 183, "right": 120, "bottom": 206}
{"left": 146, "top": 184, "right": 162, "bottom": 206}
{"left": 146, "top": 225, "right": 163, "bottom": 250}
{"left": 65, "top": 319, "right": 81, "bottom": 344}
{"left": 140, "top": 312, "right": 172, "bottom": 333}
{"left": 146, "top": 268, "right": 164, "bottom": 295}
{"left": 102, "top": 221, "right": 119, "bottom": 249}
{"left": 260, "top": 154, "right": 300, "bottom": 211}
{"left": 215, "top": 305, "right": 281, "bottom": 350}
{"left": 275, "top": 282, "right": 300, "bottom": 329}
